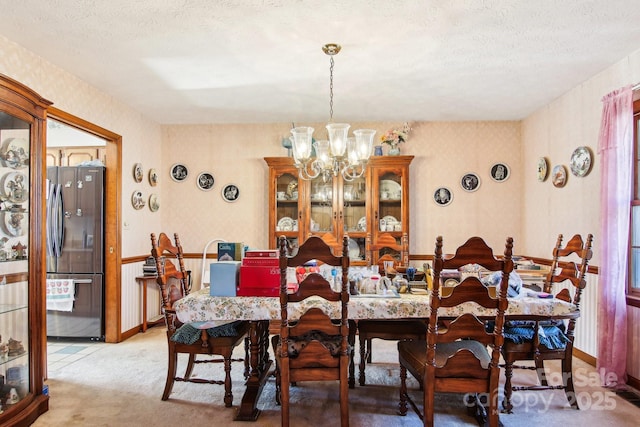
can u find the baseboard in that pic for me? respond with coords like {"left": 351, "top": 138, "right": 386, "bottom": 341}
{"left": 121, "top": 326, "right": 141, "bottom": 341}
{"left": 628, "top": 374, "right": 640, "bottom": 390}
{"left": 574, "top": 347, "right": 596, "bottom": 366}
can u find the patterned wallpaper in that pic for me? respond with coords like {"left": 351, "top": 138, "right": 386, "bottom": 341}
{"left": 161, "top": 121, "right": 523, "bottom": 256}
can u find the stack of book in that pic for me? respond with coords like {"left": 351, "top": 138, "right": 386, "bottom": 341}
{"left": 142, "top": 256, "right": 161, "bottom": 276}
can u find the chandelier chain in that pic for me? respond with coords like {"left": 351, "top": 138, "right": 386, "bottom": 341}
{"left": 329, "top": 55, "right": 334, "bottom": 122}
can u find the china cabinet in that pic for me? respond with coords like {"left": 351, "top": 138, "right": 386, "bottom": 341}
{"left": 0, "top": 74, "right": 51, "bottom": 425}
{"left": 265, "top": 155, "right": 412, "bottom": 266}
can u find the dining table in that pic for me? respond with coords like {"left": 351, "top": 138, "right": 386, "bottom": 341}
{"left": 173, "top": 288, "right": 579, "bottom": 421}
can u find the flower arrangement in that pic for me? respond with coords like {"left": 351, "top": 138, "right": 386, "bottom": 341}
{"left": 380, "top": 122, "right": 411, "bottom": 147}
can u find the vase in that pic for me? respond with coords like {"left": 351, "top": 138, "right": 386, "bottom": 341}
{"left": 388, "top": 144, "right": 400, "bottom": 156}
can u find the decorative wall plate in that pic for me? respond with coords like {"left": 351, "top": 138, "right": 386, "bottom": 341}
{"left": 148, "top": 168, "right": 158, "bottom": 186}
{"left": 222, "top": 184, "right": 239, "bottom": 202}
{"left": 490, "top": 163, "right": 510, "bottom": 182}
{"left": 133, "top": 163, "right": 143, "bottom": 183}
{"left": 1, "top": 211, "right": 27, "bottom": 237}
{"left": 433, "top": 187, "right": 452, "bottom": 206}
{"left": 0, "top": 137, "right": 29, "bottom": 169}
{"left": 1, "top": 171, "right": 28, "bottom": 203}
{"left": 460, "top": 173, "right": 480, "bottom": 192}
{"left": 552, "top": 165, "right": 568, "bottom": 188}
{"left": 131, "top": 190, "right": 145, "bottom": 210}
{"left": 148, "top": 194, "right": 159, "bottom": 212}
{"left": 196, "top": 172, "right": 215, "bottom": 191}
{"left": 537, "top": 157, "right": 549, "bottom": 182}
{"left": 569, "top": 146, "right": 593, "bottom": 177}
{"left": 170, "top": 163, "right": 188, "bottom": 182}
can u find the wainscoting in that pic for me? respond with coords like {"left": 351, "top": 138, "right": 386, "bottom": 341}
{"left": 120, "top": 257, "right": 203, "bottom": 335}
{"left": 119, "top": 256, "right": 601, "bottom": 364}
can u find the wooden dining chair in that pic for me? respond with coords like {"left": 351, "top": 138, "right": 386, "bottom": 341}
{"left": 398, "top": 236, "right": 513, "bottom": 427}
{"left": 150, "top": 232, "right": 249, "bottom": 406}
{"left": 272, "top": 235, "right": 352, "bottom": 427}
{"left": 356, "top": 232, "right": 426, "bottom": 386}
{"left": 501, "top": 233, "right": 593, "bottom": 413}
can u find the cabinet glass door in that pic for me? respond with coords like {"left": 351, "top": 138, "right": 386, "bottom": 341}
{"left": 275, "top": 172, "right": 299, "bottom": 249}
{"left": 342, "top": 175, "right": 366, "bottom": 262}
{"left": 0, "top": 111, "right": 31, "bottom": 410}
{"left": 377, "top": 171, "right": 403, "bottom": 237}
{"left": 310, "top": 176, "right": 334, "bottom": 234}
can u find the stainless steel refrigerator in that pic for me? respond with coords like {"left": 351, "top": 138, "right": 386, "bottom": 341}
{"left": 46, "top": 166, "right": 105, "bottom": 340}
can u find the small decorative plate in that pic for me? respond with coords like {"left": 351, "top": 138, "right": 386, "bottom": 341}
{"left": 1, "top": 171, "right": 28, "bottom": 204}
{"left": 380, "top": 179, "right": 401, "bottom": 200}
{"left": 552, "top": 165, "right": 568, "bottom": 188}
{"left": 490, "top": 163, "right": 510, "bottom": 182}
{"left": 133, "top": 163, "right": 143, "bottom": 183}
{"left": 277, "top": 216, "right": 294, "bottom": 231}
{"left": 196, "top": 172, "right": 215, "bottom": 191}
{"left": 382, "top": 215, "right": 398, "bottom": 226}
{"left": 148, "top": 194, "right": 159, "bottom": 212}
{"left": 460, "top": 173, "right": 480, "bottom": 192}
{"left": 357, "top": 216, "right": 367, "bottom": 231}
{"left": 433, "top": 187, "right": 452, "bottom": 206}
{"left": 348, "top": 238, "right": 360, "bottom": 259}
{"left": 131, "top": 190, "right": 145, "bottom": 210}
{"left": 0, "top": 137, "right": 29, "bottom": 169}
{"left": 537, "top": 157, "right": 549, "bottom": 182}
{"left": 1, "top": 211, "right": 27, "bottom": 237}
{"left": 148, "top": 168, "right": 158, "bottom": 186}
{"left": 570, "top": 146, "right": 593, "bottom": 177}
{"left": 222, "top": 184, "right": 240, "bottom": 202}
{"left": 170, "top": 163, "right": 188, "bottom": 182}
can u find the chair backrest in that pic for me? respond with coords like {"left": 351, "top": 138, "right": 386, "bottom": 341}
{"left": 366, "top": 232, "right": 409, "bottom": 270}
{"left": 543, "top": 233, "right": 593, "bottom": 336}
{"left": 150, "top": 232, "right": 190, "bottom": 332}
{"left": 430, "top": 236, "right": 513, "bottom": 376}
{"left": 278, "top": 235, "right": 350, "bottom": 365}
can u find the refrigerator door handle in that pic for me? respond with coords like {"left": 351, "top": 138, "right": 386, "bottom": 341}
{"left": 46, "top": 183, "right": 55, "bottom": 257}
{"left": 72, "top": 279, "right": 93, "bottom": 284}
{"left": 54, "top": 184, "right": 64, "bottom": 258}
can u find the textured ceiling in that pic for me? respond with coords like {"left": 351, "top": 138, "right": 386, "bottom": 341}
{"left": 0, "top": 0, "right": 639, "bottom": 124}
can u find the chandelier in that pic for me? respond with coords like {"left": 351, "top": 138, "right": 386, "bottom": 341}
{"left": 289, "top": 43, "right": 376, "bottom": 182}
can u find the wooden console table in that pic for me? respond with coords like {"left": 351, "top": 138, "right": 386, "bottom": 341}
{"left": 135, "top": 275, "right": 164, "bottom": 332}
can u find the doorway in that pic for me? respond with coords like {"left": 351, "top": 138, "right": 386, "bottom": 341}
{"left": 46, "top": 107, "right": 122, "bottom": 343}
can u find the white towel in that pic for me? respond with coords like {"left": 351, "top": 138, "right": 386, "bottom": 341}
{"left": 46, "top": 279, "right": 75, "bottom": 312}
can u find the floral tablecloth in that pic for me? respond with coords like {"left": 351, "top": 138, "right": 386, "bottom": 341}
{"left": 174, "top": 288, "right": 577, "bottom": 327}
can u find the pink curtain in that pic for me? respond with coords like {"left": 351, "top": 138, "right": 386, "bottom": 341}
{"left": 597, "top": 85, "right": 633, "bottom": 388}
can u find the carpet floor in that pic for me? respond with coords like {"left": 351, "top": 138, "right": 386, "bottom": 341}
{"left": 33, "top": 326, "right": 640, "bottom": 426}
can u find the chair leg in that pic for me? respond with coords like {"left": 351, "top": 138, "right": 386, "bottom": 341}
{"left": 398, "top": 364, "right": 408, "bottom": 416}
{"left": 535, "top": 357, "right": 548, "bottom": 386}
{"left": 281, "top": 364, "right": 290, "bottom": 427}
{"left": 502, "top": 359, "right": 514, "bottom": 413}
{"left": 348, "top": 320, "right": 356, "bottom": 389}
{"left": 424, "top": 379, "right": 435, "bottom": 427}
{"left": 223, "top": 355, "right": 233, "bottom": 407}
{"left": 184, "top": 353, "right": 196, "bottom": 379}
{"left": 358, "top": 335, "right": 367, "bottom": 386}
{"left": 366, "top": 338, "right": 373, "bottom": 363}
{"left": 562, "top": 355, "right": 580, "bottom": 409}
{"left": 340, "top": 366, "right": 349, "bottom": 427}
{"left": 162, "top": 345, "right": 178, "bottom": 401}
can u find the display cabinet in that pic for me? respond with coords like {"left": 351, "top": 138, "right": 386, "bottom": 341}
{"left": 0, "top": 74, "right": 50, "bottom": 425}
{"left": 265, "top": 155, "right": 413, "bottom": 266}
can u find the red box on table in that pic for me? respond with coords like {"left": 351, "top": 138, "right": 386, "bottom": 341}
{"left": 238, "top": 265, "right": 281, "bottom": 297}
